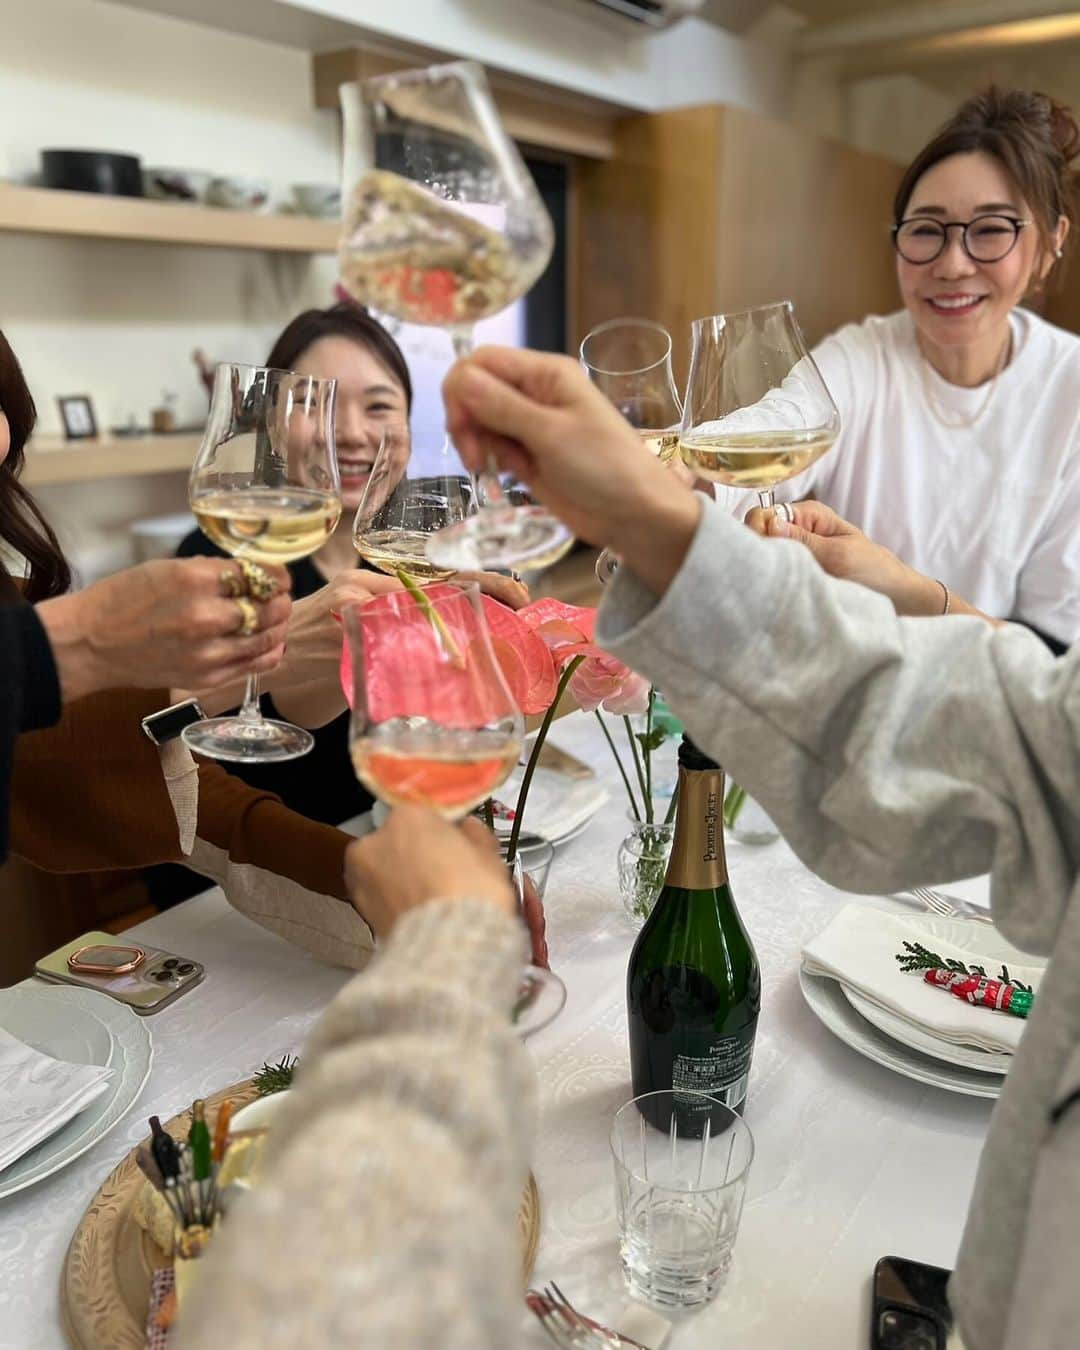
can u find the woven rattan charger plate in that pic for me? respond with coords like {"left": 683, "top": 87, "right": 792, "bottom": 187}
{"left": 61, "top": 1078, "right": 541, "bottom": 1348}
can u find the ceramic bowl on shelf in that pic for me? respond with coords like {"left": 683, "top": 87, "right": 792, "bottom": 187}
{"left": 143, "top": 167, "right": 211, "bottom": 204}
{"left": 290, "top": 182, "right": 340, "bottom": 218}
{"left": 41, "top": 149, "right": 143, "bottom": 197}
{"left": 206, "top": 176, "right": 270, "bottom": 211}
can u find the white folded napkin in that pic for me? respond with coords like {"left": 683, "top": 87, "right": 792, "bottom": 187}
{"left": 0, "top": 1027, "right": 113, "bottom": 1172}
{"left": 802, "top": 904, "right": 1044, "bottom": 1056}
{"left": 492, "top": 768, "right": 609, "bottom": 844}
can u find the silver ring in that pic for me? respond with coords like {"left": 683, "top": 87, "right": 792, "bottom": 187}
{"left": 774, "top": 502, "right": 795, "bottom": 525}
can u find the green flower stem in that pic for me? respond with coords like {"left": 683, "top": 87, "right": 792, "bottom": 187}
{"left": 644, "top": 689, "right": 654, "bottom": 809}
{"left": 723, "top": 782, "right": 747, "bottom": 830}
{"left": 594, "top": 710, "right": 642, "bottom": 822}
{"left": 394, "top": 568, "right": 464, "bottom": 667}
{"left": 506, "top": 654, "right": 585, "bottom": 865}
{"left": 623, "top": 715, "right": 652, "bottom": 824}
{"left": 663, "top": 780, "right": 680, "bottom": 824}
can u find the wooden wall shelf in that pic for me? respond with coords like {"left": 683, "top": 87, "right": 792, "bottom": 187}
{"left": 23, "top": 434, "right": 199, "bottom": 487}
{"left": 0, "top": 185, "right": 339, "bottom": 253}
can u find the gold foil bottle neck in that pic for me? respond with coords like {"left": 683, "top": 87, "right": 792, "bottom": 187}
{"left": 665, "top": 765, "right": 728, "bottom": 890}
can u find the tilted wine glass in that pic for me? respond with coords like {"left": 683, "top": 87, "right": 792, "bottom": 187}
{"left": 338, "top": 59, "right": 572, "bottom": 571}
{"left": 581, "top": 318, "right": 683, "bottom": 584}
{"left": 185, "top": 363, "right": 341, "bottom": 763}
{"left": 678, "top": 301, "right": 840, "bottom": 513}
{"left": 352, "top": 427, "right": 477, "bottom": 583}
{"left": 343, "top": 581, "right": 567, "bottom": 1035}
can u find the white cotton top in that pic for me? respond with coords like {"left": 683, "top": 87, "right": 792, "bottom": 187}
{"left": 720, "top": 308, "right": 1080, "bottom": 644}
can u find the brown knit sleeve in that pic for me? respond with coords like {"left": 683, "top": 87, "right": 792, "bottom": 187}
{"left": 10, "top": 687, "right": 181, "bottom": 871}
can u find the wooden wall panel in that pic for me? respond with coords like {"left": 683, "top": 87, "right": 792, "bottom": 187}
{"left": 574, "top": 103, "right": 904, "bottom": 372}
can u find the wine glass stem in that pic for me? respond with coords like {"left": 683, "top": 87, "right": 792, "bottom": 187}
{"left": 757, "top": 489, "right": 775, "bottom": 513}
{"left": 451, "top": 325, "right": 507, "bottom": 511}
{"left": 239, "top": 672, "right": 262, "bottom": 723}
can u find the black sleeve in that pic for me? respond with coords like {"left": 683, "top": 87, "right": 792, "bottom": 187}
{"left": 176, "top": 528, "right": 229, "bottom": 560}
{"left": 0, "top": 604, "right": 62, "bottom": 862}
{"left": 1013, "top": 620, "right": 1069, "bottom": 658}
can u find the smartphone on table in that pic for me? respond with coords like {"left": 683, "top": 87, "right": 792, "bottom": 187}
{"left": 872, "top": 1255, "right": 964, "bottom": 1350}
{"left": 35, "top": 930, "right": 204, "bottom": 1015}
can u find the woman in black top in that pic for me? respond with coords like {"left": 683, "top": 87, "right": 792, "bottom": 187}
{"left": 173, "top": 304, "right": 527, "bottom": 856}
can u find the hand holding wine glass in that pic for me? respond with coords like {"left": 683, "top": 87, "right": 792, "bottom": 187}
{"left": 342, "top": 580, "right": 565, "bottom": 1032}
{"left": 580, "top": 318, "right": 683, "bottom": 583}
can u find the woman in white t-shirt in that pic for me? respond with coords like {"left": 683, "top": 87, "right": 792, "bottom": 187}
{"left": 743, "top": 88, "right": 1079, "bottom": 652}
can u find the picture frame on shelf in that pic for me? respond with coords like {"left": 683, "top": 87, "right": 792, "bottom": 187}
{"left": 57, "top": 395, "right": 98, "bottom": 441}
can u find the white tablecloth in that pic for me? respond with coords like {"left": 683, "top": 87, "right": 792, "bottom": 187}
{"left": 0, "top": 716, "right": 994, "bottom": 1349}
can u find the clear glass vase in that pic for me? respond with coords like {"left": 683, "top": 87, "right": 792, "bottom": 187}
{"left": 728, "top": 794, "right": 780, "bottom": 846}
{"left": 618, "top": 821, "right": 675, "bottom": 926}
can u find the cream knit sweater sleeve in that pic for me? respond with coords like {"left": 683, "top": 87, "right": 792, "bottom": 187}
{"left": 177, "top": 898, "right": 534, "bottom": 1350}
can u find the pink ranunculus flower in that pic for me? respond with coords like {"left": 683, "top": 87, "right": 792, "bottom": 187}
{"left": 569, "top": 653, "right": 650, "bottom": 715}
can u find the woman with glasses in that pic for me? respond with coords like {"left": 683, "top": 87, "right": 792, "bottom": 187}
{"left": 741, "top": 87, "right": 1078, "bottom": 652}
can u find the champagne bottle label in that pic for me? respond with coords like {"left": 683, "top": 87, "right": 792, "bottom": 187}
{"left": 672, "top": 1019, "right": 757, "bottom": 1114}
{"left": 665, "top": 772, "right": 728, "bottom": 890}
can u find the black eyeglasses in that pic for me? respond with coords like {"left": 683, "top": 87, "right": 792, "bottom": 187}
{"left": 892, "top": 214, "right": 1032, "bottom": 265}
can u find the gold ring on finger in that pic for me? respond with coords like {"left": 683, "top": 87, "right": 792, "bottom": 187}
{"left": 234, "top": 597, "right": 259, "bottom": 637}
{"left": 220, "top": 566, "right": 246, "bottom": 599}
{"left": 239, "top": 559, "right": 278, "bottom": 603}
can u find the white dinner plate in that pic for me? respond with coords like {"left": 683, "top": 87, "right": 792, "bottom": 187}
{"left": 841, "top": 986, "right": 1011, "bottom": 1075}
{"left": 0, "top": 983, "right": 153, "bottom": 1198}
{"left": 799, "top": 968, "right": 1003, "bottom": 1099}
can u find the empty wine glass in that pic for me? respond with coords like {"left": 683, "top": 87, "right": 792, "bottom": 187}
{"left": 338, "top": 59, "right": 571, "bottom": 571}
{"left": 185, "top": 363, "right": 341, "bottom": 763}
{"left": 581, "top": 318, "right": 683, "bottom": 584}
{"left": 679, "top": 301, "right": 840, "bottom": 514}
{"left": 343, "top": 581, "right": 566, "bottom": 1035}
{"left": 352, "top": 428, "right": 476, "bottom": 582}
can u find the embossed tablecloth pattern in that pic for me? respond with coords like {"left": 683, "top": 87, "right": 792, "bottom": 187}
{"left": 0, "top": 716, "right": 994, "bottom": 1349}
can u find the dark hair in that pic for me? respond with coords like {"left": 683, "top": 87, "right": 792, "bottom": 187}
{"left": 264, "top": 302, "right": 413, "bottom": 411}
{"left": 894, "top": 87, "right": 1079, "bottom": 268}
{"left": 0, "top": 330, "right": 72, "bottom": 601}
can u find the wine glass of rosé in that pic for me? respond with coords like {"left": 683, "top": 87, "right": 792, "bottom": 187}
{"left": 678, "top": 301, "right": 840, "bottom": 515}
{"left": 185, "top": 363, "right": 341, "bottom": 763}
{"left": 580, "top": 318, "right": 683, "bottom": 585}
{"left": 343, "top": 581, "right": 566, "bottom": 1036}
{"left": 338, "top": 60, "right": 572, "bottom": 573}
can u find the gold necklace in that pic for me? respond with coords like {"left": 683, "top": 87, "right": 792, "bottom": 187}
{"left": 918, "top": 329, "right": 1012, "bottom": 431}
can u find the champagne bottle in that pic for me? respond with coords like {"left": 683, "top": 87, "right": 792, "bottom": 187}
{"left": 627, "top": 736, "right": 761, "bottom": 1132}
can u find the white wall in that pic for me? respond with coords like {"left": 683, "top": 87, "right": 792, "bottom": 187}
{"left": 2, "top": 0, "right": 794, "bottom": 577}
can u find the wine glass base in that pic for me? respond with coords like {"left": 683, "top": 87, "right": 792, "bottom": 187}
{"left": 181, "top": 716, "right": 315, "bottom": 764}
{"left": 513, "top": 965, "right": 567, "bottom": 1038}
{"left": 426, "top": 506, "right": 573, "bottom": 573}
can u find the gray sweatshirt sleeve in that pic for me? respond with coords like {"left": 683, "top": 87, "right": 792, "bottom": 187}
{"left": 597, "top": 499, "right": 1080, "bottom": 958}
{"left": 177, "top": 899, "right": 533, "bottom": 1350}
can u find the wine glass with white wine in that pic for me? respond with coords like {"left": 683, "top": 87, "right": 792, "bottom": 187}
{"left": 581, "top": 318, "right": 683, "bottom": 583}
{"left": 678, "top": 302, "right": 840, "bottom": 513}
{"left": 352, "top": 428, "right": 477, "bottom": 582}
{"left": 338, "top": 59, "right": 572, "bottom": 572}
{"left": 184, "top": 363, "right": 341, "bottom": 763}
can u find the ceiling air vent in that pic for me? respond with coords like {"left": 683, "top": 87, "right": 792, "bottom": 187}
{"left": 578, "top": 0, "right": 706, "bottom": 29}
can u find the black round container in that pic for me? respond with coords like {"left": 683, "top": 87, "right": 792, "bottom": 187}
{"left": 41, "top": 150, "right": 144, "bottom": 197}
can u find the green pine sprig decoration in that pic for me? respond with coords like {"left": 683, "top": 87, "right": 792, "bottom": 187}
{"left": 895, "top": 941, "right": 1032, "bottom": 991}
{"left": 253, "top": 1055, "right": 298, "bottom": 1096}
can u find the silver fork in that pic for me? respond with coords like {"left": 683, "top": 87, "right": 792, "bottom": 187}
{"left": 526, "top": 1284, "right": 654, "bottom": 1350}
{"left": 910, "top": 885, "right": 994, "bottom": 926}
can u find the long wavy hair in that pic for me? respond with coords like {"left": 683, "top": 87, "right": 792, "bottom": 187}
{"left": 0, "top": 329, "right": 72, "bottom": 601}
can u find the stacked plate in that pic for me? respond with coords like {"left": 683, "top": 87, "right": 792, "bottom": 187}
{"left": 800, "top": 897, "right": 1043, "bottom": 1099}
{"left": 0, "top": 984, "right": 152, "bottom": 1198}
